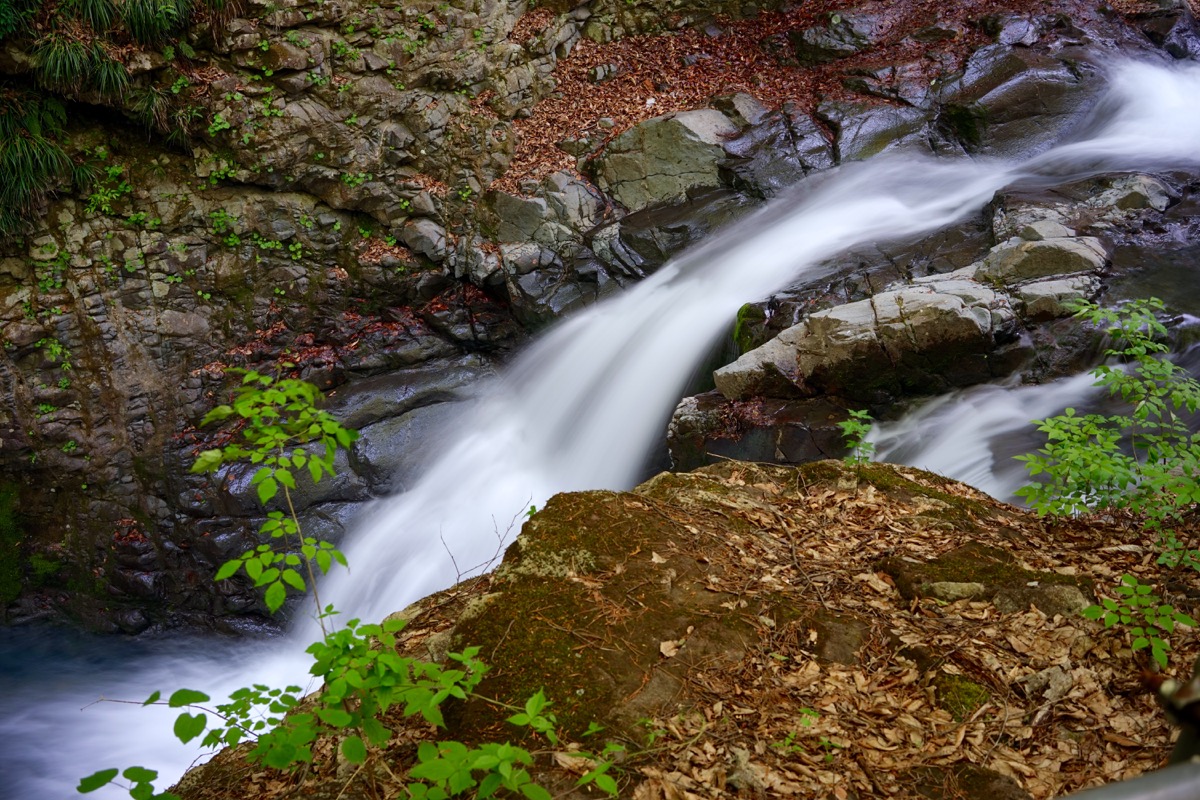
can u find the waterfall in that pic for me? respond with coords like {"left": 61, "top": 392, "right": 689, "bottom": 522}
{"left": 4, "top": 59, "right": 1200, "bottom": 800}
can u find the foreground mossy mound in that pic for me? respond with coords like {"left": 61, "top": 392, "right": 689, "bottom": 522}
{"left": 176, "top": 460, "right": 1196, "bottom": 800}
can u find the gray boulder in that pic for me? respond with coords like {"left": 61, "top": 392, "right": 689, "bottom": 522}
{"left": 977, "top": 236, "right": 1108, "bottom": 284}
{"left": 591, "top": 110, "right": 739, "bottom": 213}
{"left": 715, "top": 276, "right": 1018, "bottom": 402}
{"left": 788, "top": 12, "right": 885, "bottom": 65}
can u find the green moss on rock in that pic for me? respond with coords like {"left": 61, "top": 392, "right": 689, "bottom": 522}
{"left": 934, "top": 672, "right": 990, "bottom": 721}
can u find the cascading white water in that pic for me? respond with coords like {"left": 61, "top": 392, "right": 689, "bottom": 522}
{"left": 5, "top": 59, "right": 1200, "bottom": 800}
{"left": 869, "top": 372, "right": 1105, "bottom": 501}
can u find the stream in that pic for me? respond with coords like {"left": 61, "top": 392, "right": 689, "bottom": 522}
{"left": 2, "top": 59, "right": 1200, "bottom": 800}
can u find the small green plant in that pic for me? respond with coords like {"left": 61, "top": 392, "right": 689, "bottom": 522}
{"left": 836, "top": 409, "right": 874, "bottom": 465}
{"left": 771, "top": 709, "right": 840, "bottom": 762}
{"left": 1083, "top": 574, "right": 1195, "bottom": 668}
{"left": 208, "top": 208, "right": 234, "bottom": 234}
{"left": 331, "top": 39, "right": 358, "bottom": 59}
{"left": 85, "top": 164, "right": 133, "bottom": 215}
{"left": 61, "top": 439, "right": 78, "bottom": 454}
{"left": 207, "top": 113, "right": 232, "bottom": 136}
{"left": 35, "top": 337, "right": 71, "bottom": 369}
{"left": 341, "top": 171, "right": 370, "bottom": 188}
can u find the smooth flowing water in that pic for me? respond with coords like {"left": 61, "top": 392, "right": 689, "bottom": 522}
{"left": 3, "top": 59, "right": 1200, "bottom": 800}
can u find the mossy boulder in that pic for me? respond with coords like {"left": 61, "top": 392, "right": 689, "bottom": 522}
{"left": 877, "top": 540, "right": 1092, "bottom": 618}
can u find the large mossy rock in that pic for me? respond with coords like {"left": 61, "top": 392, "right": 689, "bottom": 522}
{"left": 176, "top": 459, "right": 1191, "bottom": 800}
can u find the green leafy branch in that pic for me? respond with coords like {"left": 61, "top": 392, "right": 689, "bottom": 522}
{"left": 1082, "top": 574, "right": 1197, "bottom": 669}
{"left": 1017, "top": 298, "right": 1200, "bottom": 667}
{"left": 190, "top": 368, "right": 355, "bottom": 623}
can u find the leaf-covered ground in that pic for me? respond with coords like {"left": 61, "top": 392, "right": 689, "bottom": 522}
{"left": 176, "top": 460, "right": 1198, "bottom": 800}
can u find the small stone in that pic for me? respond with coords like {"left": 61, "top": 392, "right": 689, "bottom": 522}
{"left": 926, "top": 581, "right": 988, "bottom": 602}
{"left": 1019, "top": 219, "right": 1075, "bottom": 241}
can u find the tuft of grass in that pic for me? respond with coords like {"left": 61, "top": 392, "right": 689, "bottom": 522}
{"left": 130, "top": 84, "right": 170, "bottom": 130}
{"left": 0, "top": 86, "right": 73, "bottom": 237}
{"left": 120, "top": 0, "right": 188, "bottom": 44}
{"left": 88, "top": 42, "right": 129, "bottom": 98}
{"left": 62, "top": 0, "right": 117, "bottom": 31}
{"left": 32, "top": 32, "right": 90, "bottom": 90}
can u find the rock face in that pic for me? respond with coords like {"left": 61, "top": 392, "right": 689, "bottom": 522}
{"left": 174, "top": 460, "right": 1193, "bottom": 800}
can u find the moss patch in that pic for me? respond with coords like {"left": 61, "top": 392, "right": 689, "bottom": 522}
{"left": 449, "top": 489, "right": 738, "bottom": 740}
{"left": 938, "top": 103, "right": 990, "bottom": 150}
{"left": 934, "top": 673, "right": 991, "bottom": 721}
{"left": 878, "top": 540, "right": 1092, "bottom": 617}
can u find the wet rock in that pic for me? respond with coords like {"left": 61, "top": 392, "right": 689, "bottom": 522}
{"left": 328, "top": 356, "right": 491, "bottom": 431}
{"left": 844, "top": 61, "right": 938, "bottom": 107}
{"left": 937, "top": 44, "right": 1099, "bottom": 156}
{"left": 787, "top": 11, "right": 886, "bottom": 65}
{"left": 667, "top": 391, "right": 847, "bottom": 472}
{"left": 977, "top": 236, "right": 1108, "bottom": 284}
{"left": 818, "top": 99, "right": 931, "bottom": 162}
{"left": 722, "top": 105, "right": 834, "bottom": 197}
{"left": 591, "top": 109, "right": 739, "bottom": 213}
{"left": 351, "top": 402, "right": 463, "bottom": 492}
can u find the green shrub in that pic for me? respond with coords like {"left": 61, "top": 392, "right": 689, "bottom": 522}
{"left": 1017, "top": 297, "right": 1200, "bottom": 667}
{"left": 1016, "top": 298, "right": 1200, "bottom": 521}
